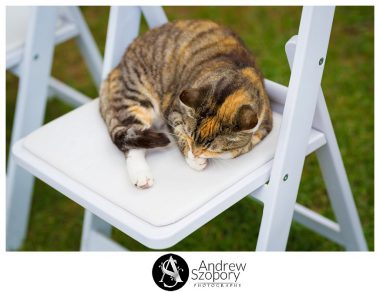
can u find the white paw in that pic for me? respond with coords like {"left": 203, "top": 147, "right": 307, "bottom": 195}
{"left": 129, "top": 169, "right": 154, "bottom": 189}
{"left": 186, "top": 156, "right": 208, "bottom": 171}
{"left": 126, "top": 149, "right": 154, "bottom": 189}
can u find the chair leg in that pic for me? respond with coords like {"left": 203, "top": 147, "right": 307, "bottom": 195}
{"left": 285, "top": 34, "right": 367, "bottom": 251}
{"left": 6, "top": 7, "right": 58, "bottom": 250}
{"left": 80, "top": 210, "right": 113, "bottom": 251}
{"left": 314, "top": 96, "right": 368, "bottom": 251}
{"left": 6, "top": 165, "right": 36, "bottom": 250}
{"left": 255, "top": 188, "right": 300, "bottom": 251}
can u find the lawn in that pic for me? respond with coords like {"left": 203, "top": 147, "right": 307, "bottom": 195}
{"left": 6, "top": 6, "right": 374, "bottom": 251}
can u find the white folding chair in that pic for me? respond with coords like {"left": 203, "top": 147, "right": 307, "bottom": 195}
{"left": 6, "top": 6, "right": 102, "bottom": 250}
{"left": 10, "top": 6, "right": 368, "bottom": 251}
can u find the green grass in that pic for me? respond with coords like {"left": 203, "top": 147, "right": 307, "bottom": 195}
{"left": 6, "top": 6, "right": 374, "bottom": 251}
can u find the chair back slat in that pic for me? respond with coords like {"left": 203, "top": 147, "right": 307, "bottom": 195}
{"left": 141, "top": 6, "right": 168, "bottom": 28}
{"left": 102, "top": 6, "right": 141, "bottom": 79}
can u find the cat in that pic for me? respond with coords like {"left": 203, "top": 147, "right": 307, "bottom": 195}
{"left": 100, "top": 19, "right": 273, "bottom": 189}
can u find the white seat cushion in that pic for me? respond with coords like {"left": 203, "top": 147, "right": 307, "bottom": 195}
{"left": 23, "top": 99, "right": 282, "bottom": 227}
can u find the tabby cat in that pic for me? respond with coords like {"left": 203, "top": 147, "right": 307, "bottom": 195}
{"left": 100, "top": 20, "right": 272, "bottom": 189}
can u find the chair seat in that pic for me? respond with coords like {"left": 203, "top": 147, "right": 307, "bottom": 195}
{"left": 13, "top": 99, "right": 326, "bottom": 248}
{"left": 6, "top": 7, "right": 77, "bottom": 69}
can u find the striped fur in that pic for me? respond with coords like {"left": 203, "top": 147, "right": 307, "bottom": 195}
{"left": 100, "top": 19, "right": 272, "bottom": 166}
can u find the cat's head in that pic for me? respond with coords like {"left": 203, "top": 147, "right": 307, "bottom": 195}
{"left": 177, "top": 68, "right": 264, "bottom": 159}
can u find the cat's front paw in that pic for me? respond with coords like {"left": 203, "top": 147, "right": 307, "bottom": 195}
{"left": 186, "top": 156, "right": 208, "bottom": 171}
{"left": 129, "top": 169, "right": 154, "bottom": 189}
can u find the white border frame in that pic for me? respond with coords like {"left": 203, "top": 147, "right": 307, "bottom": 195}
{"left": 2, "top": 2, "right": 378, "bottom": 292}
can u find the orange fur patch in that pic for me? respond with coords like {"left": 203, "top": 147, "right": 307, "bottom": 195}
{"left": 241, "top": 68, "right": 263, "bottom": 90}
{"left": 109, "top": 68, "right": 121, "bottom": 80}
{"left": 220, "top": 37, "right": 238, "bottom": 47}
{"left": 161, "top": 94, "right": 173, "bottom": 113}
{"left": 136, "top": 78, "right": 160, "bottom": 107}
{"left": 199, "top": 117, "right": 219, "bottom": 141}
{"left": 198, "top": 149, "right": 219, "bottom": 158}
{"left": 128, "top": 105, "right": 153, "bottom": 126}
{"left": 217, "top": 89, "right": 251, "bottom": 122}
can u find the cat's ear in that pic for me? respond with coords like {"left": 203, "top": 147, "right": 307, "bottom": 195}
{"left": 179, "top": 89, "right": 203, "bottom": 109}
{"left": 180, "top": 85, "right": 211, "bottom": 109}
{"left": 179, "top": 89, "right": 199, "bottom": 108}
{"left": 234, "top": 105, "right": 258, "bottom": 132}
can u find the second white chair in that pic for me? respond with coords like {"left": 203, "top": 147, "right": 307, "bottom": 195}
{"left": 6, "top": 6, "right": 102, "bottom": 250}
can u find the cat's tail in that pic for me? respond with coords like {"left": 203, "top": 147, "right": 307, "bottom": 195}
{"left": 112, "top": 127, "right": 170, "bottom": 152}
{"left": 99, "top": 67, "right": 170, "bottom": 152}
